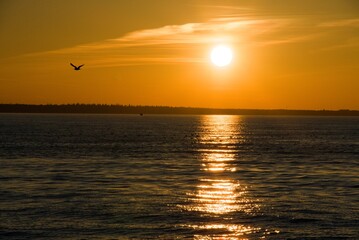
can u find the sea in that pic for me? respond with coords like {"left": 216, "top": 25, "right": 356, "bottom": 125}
{"left": 0, "top": 113, "right": 358, "bottom": 239}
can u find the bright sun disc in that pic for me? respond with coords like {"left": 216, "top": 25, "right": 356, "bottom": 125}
{"left": 210, "top": 45, "right": 233, "bottom": 67}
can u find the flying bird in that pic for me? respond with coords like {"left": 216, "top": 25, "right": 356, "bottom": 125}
{"left": 70, "top": 63, "right": 84, "bottom": 70}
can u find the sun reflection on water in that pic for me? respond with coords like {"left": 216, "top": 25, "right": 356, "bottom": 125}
{"left": 180, "top": 115, "right": 262, "bottom": 239}
{"left": 187, "top": 178, "right": 249, "bottom": 214}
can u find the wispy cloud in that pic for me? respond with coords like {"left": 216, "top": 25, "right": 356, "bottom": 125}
{"left": 24, "top": 14, "right": 321, "bottom": 67}
{"left": 316, "top": 18, "right": 359, "bottom": 51}
{"left": 43, "top": 17, "right": 289, "bottom": 53}
{"left": 319, "top": 18, "right": 359, "bottom": 27}
{"left": 320, "top": 37, "right": 359, "bottom": 51}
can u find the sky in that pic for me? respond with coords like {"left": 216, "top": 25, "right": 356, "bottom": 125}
{"left": 0, "top": 0, "right": 358, "bottom": 110}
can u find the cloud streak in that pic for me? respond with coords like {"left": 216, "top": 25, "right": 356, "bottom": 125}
{"left": 316, "top": 18, "right": 359, "bottom": 51}
{"left": 44, "top": 17, "right": 288, "bottom": 52}
{"left": 24, "top": 14, "right": 327, "bottom": 67}
{"left": 319, "top": 18, "right": 359, "bottom": 27}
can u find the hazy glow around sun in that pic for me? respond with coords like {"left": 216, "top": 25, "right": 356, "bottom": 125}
{"left": 210, "top": 45, "right": 233, "bottom": 67}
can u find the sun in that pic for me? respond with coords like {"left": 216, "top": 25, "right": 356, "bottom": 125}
{"left": 210, "top": 45, "right": 233, "bottom": 67}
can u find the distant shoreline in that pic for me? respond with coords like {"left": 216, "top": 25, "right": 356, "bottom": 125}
{"left": 0, "top": 104, "right": 358, "bottom": 116}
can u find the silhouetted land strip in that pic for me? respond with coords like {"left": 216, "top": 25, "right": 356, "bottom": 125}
{"left": 0, "top": 104, "right": 358, "bottom": 116}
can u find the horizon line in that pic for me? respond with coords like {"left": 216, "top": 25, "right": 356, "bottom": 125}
{"left": 0, "top": 103, "right": 358, "bottom": 112}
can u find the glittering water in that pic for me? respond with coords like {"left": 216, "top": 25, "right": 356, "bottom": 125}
{"left": 0, "top": 114, "right": 358, "bottom": 239}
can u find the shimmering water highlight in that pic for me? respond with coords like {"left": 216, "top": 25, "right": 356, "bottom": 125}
{"left": 0, "top": 114, "right": 358, "bottom": 239}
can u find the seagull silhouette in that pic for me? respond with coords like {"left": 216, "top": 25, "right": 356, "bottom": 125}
{"left": 70, "top": 63, "right": 84, "bottom": 70}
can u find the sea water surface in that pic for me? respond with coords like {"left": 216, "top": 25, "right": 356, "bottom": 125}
{"left": 0, "top": 114, "right": 358, "bottom": 239}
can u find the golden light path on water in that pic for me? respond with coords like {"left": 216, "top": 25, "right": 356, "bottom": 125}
{"left": 179, "top": 115, "right": 264, "bottom": 239}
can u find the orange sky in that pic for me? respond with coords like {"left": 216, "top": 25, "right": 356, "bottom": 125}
{"left": 0, "top": 0, "right": 358, "bottom": 109}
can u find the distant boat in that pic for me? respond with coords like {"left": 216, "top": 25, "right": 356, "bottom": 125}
{"left": 139, "top": 113, "right": 143, "bottom": 116}
{"left": 70, "top": 63, "right": 84, "bottom": 70}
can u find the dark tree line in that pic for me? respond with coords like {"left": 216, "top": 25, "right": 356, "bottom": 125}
{"left": 0, "top": 104, "right": 358, "bottom": 116}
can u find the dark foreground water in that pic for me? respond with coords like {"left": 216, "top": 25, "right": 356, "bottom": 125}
{"left": 0, "top": 114, "right": 358, "bottom": 239}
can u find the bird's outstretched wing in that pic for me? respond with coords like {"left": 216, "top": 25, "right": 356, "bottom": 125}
{"left": 70, "top": 63, "right": 76, "bottom": 68}
{"left": 78, "top": 64, "right": 84, "bottom": 68}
